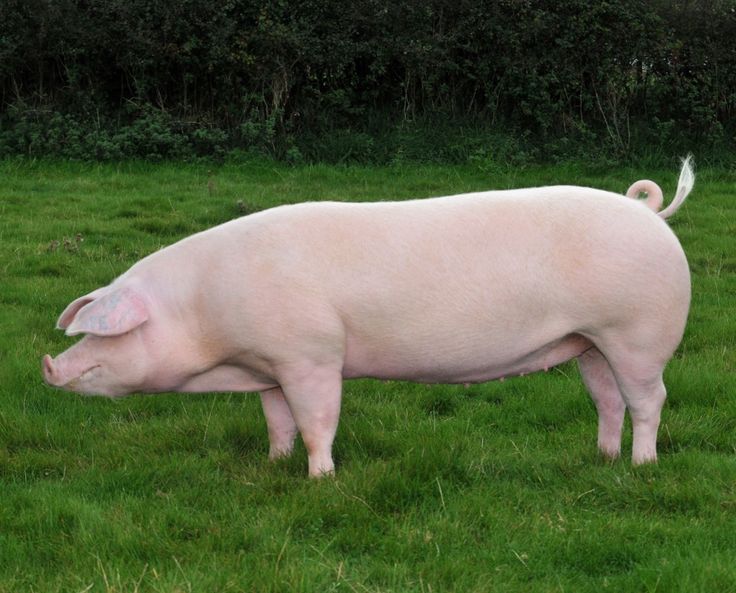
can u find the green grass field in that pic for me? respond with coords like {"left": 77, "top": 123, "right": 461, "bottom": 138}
{"left": 1, "top": 158, "right": 734, "bottom": 592}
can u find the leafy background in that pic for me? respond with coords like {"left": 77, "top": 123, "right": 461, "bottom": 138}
{"left": 1, "top": 0, "right": 735, "bottom": 161}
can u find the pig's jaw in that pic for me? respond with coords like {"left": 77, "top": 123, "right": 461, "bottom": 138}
{"left": 62, "top": 365, "right": 102, "bottom": 393}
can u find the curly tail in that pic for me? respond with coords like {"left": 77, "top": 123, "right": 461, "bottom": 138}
{"left": 625, "top": 155, "right": 694, "bottom": 219}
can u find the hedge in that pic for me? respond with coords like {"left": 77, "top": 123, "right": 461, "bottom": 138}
{"left": 1, "top": 0, "right": 734, "bottom": 160}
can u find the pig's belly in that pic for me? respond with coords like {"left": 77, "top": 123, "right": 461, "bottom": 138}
{"left": 342, "top": 333, "right": 592, "bottom": 383}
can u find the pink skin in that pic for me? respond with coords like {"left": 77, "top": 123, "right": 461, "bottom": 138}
{"left": 43, "top": 159, "right": 694, "bottom": 476}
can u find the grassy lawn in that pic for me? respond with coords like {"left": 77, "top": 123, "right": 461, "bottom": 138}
{"left": 1, "top": 158, "right": 734, "bottom": 592}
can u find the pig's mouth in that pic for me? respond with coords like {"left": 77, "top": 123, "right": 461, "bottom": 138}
{"left": 64, "top": 365, "right": 101, "bottom": 391}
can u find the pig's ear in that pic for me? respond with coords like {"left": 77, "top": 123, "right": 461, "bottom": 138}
{"left": 62, "top": 287, "right": 149, "bottom": 337}
{"left": 56, "top": 287, "right": 110, "bottom": 330}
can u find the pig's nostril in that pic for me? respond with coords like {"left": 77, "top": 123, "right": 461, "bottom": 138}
{"left": 42, "top": 355, "right": 56, "bottom": 383}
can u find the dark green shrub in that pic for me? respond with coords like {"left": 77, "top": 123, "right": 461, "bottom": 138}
{"left": 1, "top": 0, "right": 735, "bottom": 161}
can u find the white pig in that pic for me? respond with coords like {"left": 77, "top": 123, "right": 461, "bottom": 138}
{"left": 43, "top": 159, "right": 694, "bottom": 476}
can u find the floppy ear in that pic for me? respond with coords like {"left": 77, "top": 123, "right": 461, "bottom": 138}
{"left": 56, "top": 287, "right": 110, "bottom": 330}
{"left": 61, "top": 286, "right": 149, "bottom": 337}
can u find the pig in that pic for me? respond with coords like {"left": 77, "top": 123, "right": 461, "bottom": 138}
{"left": 43, "top": 158, "right": 695, "bottom": 477}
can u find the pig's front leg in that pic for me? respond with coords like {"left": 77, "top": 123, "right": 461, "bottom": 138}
{"left": 277, "top": 365, "right": 343, "bottom": 477}
{"left": 260, "top": 387, "right": 299, "bottom": 460}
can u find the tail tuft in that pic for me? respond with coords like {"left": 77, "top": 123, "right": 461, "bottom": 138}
{"left": 658, "top": 154, "right": 694, "bottom": 220}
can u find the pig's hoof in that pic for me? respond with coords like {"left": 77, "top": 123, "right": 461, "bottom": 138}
{"left": 598, "top": 443, "right": 621, "bottom": 461}
{"left": 598, "top": 446, "right": 621, "bottom": 461}
{"left": 308, "top": 459, "right": 336, "bottom": 478}
{"left": 268, "top": 448, "right": 294, "bottom": 461}
{"left": 631, "top": 453, "right": 658, "bottom": 466}
{"left": 308, "top": 468, "right": 336, "bottom": 479}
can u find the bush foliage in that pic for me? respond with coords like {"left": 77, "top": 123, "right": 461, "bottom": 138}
{"left": 1, "top": 0, "right": 735, "bottom": 161}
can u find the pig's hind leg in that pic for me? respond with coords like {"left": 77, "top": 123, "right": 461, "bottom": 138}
{"left": 577, "top": 347, "right": 626, "bottom": 459}
{"left": 604, "top": 353, "right": 667, "bottom": 465}
{"left": 260, "top": 387, "right": 299, "bottom": 460}
{"left": 591, "top": 333, "right": 672, "bottom": 465}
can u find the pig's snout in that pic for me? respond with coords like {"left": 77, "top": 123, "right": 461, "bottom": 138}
{"left": 42, "top": 354, "right": 60, "bottom": 386}
{"left": 42, "top": 354, "right": 84, "bottom": 390}
{"left": 42, "top": 352, "right": 111, "bottom": 395}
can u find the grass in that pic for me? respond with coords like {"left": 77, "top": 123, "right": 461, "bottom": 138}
{"left": 1, "top": 157, "right": 735, "bottom": 592}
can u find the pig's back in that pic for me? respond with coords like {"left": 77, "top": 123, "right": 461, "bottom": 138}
{"left": 242, "top": 185, "right": 682, "bottom": 297}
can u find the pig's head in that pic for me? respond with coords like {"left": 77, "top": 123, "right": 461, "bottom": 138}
{"left": 43, "top": 285, "right": 153, "bottom": 397}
